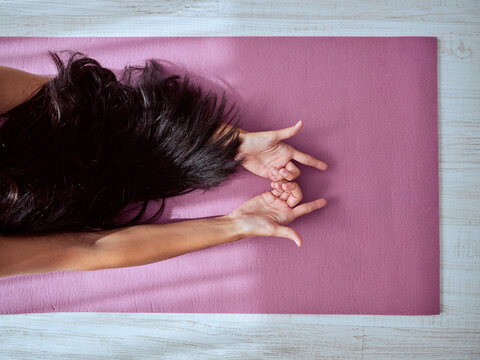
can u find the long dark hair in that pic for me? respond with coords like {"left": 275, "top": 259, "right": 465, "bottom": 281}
{"left": 0, "top": 50, "right": 245, "bottom": 235}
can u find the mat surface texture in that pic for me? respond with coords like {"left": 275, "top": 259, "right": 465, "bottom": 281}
{"left": 0, "top": 37, "right": 439, "bottom": 314}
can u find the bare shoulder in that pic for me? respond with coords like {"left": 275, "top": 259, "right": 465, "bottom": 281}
{"left": 0, "top": 65, "right": 54, "bottom": 114}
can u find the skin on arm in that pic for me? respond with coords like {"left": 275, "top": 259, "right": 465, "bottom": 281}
{"left": 0, "top": 181, "right": 326, "bottom": 278}
{"left": 0, "top": 66, "right": 245, "bottom": 277}
{"left": 0, "top": 215, "right": 243, "bottom": 278}
{"left": 0, "top": 65, "right": 53, "bottom": 114}
{"left": 0, "top": 66, "right": 328, "bottom": 277}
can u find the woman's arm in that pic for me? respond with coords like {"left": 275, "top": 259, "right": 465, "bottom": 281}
{"left": 0, "top": 180, "right": 326, "bottom": 278}
{"left": 0, "top": 65, "right": 53, "bottom": 114}
{"left": 0, "top": 215, "right": 243, "bottom": 278}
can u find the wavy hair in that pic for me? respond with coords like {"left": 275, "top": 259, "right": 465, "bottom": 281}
{"left": 0, "top": 50, "right": 245, "bottom": 235}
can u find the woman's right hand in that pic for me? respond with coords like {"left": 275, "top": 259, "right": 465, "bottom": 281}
{"left": 227, "top": 180, "right": 327, "bottom": 247}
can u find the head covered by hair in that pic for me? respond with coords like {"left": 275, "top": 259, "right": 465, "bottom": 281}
{"left": 0, "top": 50, "right": 245, "bottom": 235}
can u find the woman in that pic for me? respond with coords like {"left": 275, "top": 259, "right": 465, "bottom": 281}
{"left": 0, "top": 50, "right": 328, "bottom": 278}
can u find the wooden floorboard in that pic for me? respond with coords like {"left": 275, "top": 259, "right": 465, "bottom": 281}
{"left": 1, "top": 0, "right": 479, "bottom": 358}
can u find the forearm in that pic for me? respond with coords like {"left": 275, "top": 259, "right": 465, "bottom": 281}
{"left": 90, "top": 215, "right": 244, "bottom": 270}
{"left": 0, "top": 215, "right": 245, "bottom": 277}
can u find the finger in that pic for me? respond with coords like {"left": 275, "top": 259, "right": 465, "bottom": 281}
{"left": 282, "top": 182, "right": 303, "bottom": 207}
{"left": 270, "top": 181, "right": 284, "bottom": 197}
{"left": 271, "top": 179, "right": 289, "bottom": 187}
{"left": 275, "top": 181, "right": 290, "bottom": 200}
{"left": 274, "top": 225, "right": 303, "bottom": 247}
{"left": 270, "top": 179, "right": 288, "bottom": 199}
{"left": 293, "top": 198, "right": 328, "bottom": 219}
{"left": 284, "top": 161, "right": 301, "bottom": 180}
{"left": 271, "top": 166, "right": 296, "bottom": 181}
{"left": 274, "top": 120, "right": 303, "bottom": 141}
{"left": 279, "top": 190, "right": 290, "bottom": 201}
{"left": 292, "top": 149, "right": 328, "bottom": 170}
{"left": 271, "top": 180, "right": 303, "bottom": 206}
{"left": 269, "top": 167, "right": 284, "bottom": 181}
{"left": 278, "top": 167, "right": 297, "bottom": 181}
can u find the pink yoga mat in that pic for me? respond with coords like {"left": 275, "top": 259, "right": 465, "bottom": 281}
{"left": 0, "top": 37, "right": 439, "bottom": 315}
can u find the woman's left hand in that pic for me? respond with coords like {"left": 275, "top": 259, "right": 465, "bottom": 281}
{"left": 236, "top": 120, "right": 328, "bottom": 181}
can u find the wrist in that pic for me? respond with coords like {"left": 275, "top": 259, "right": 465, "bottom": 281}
{"left": 236, "top": 128, "right": 249, "bottom": 161}
{"left": 216, "top": 123, "right": 248, "bottom": 162}
{"left": 223, "top": 212, "right": 261, "bottom": 239}
{"left": 216, "top": 214, "right": 246, "bottom": 242}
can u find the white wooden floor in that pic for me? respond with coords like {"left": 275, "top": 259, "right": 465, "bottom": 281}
{"left": 1, "top": 1, "right": 479, "bottom": 358}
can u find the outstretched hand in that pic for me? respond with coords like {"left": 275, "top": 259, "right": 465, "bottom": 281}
{"left": 236, "top": 120, "right": 328, "bottom": 181}
{"left": 227, "top": 180, "right": 327, "bottom": 247}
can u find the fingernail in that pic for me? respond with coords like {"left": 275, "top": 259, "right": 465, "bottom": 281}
{"left": 271, "top": 168, "right": 278, "bottom": 175}
{"left": 280, "top": 169, "right": 288, "bottom": 176}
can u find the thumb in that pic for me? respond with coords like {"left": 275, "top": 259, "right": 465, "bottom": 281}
{"left": 274, "top": 225, "right": 303, "bottom": 247}
{"left": 274, "top": 120, "right": 303, "bottom": 141}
